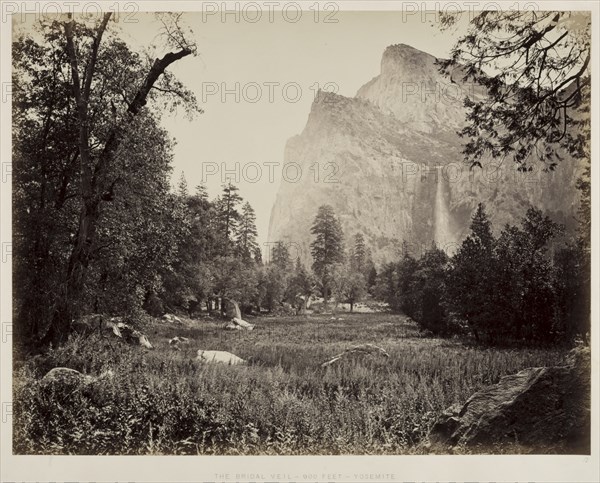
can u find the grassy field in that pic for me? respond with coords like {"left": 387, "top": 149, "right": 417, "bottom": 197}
{"left": 13, "top": 313, "right": 568, "bottom": 455}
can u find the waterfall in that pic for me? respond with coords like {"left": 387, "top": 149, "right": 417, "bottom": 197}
{"left": 434, "top": 165, "right": 451, "bottom": 248}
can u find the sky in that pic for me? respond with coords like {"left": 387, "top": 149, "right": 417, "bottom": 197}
{"left": 51, "top": 9, "right": 470, "bottom": 246}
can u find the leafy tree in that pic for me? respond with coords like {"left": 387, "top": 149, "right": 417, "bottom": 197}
{"left": 254, "top": 242, "right": 294, "bottom": 312}
{"left": 310, "top": 205, "right": 344, "bottom": 303}
{"left": 494, "top": 208, "right": 562, "bottom": 342}
{"left": 161, "top": 182, "right": 216, "bottom": 314}
{"left": 440, "top": 11, "right": 591, "bottom": 170}
{"left": 374, "top": 262, "right": 396, "bottom": 309}
{"left": 553, "top": 240, "right": 590, "bottom": 341}
{"left": 211, "top": 255, "right": 257, "bottom": 312}
{"left": 287, "top": 258, "right": 315, "bottom": 305}
{"left": 13, "top": 13, "right": 199, "bottom": 343}
{"left": 261, "top": 265, "right": 288, "bottom": 312}
{"left": 332, "top": 265, "right": 367, "bottom": 313}
{"left": 395, "top": 254, "right": 421, "bottom": 318}
{"left": 410, "top": 247, "right": 451, "bottom": 335}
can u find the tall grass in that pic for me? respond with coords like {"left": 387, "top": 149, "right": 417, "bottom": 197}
{"left": 13, "top": 313, "right": 566, "bottom": 455}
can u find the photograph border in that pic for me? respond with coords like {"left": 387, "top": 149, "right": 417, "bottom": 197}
{"left": 1, "top": 1, "right": 598, "bottom": 481}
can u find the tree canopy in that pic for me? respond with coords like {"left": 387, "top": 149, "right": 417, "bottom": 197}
{"left": 440, "top": 11, "right": 591, "bottom": 170}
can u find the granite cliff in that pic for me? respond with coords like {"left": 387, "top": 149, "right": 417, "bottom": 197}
{"left": 268, "top": 44, "right": 583, "bottom": 265}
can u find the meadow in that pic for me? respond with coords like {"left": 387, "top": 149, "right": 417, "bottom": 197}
{"left": 13, "top": 313, "right": 567, "bottom": 455}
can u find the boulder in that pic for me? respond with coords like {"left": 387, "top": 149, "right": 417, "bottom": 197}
{"left": 196, "top": 350, "right": 246, "bottom": 365}
{"left": 224, "top": 299, "right": 242, "bottom": 319}
{"left": 427, "top": 345, "right": 591, "bottom": 454}
{"left": 41, "top": 367, "right": 91, "bottom": 386}
{"left": 105, "top": 319, "right": 153, "bottom": 349}
{"left": 169, "top": 336, "right": 190, "bottom": 346}
{"left": 223, "top": 317, "right": 254, "bottom": 331}
{"left": 295, "top": 296, "right": 307, "bottom": 315}
{"left": 162, "top": 313, "right": 183, "bottom": 324}
{"left": 41, "top": 367, "right": 114, "bottom": 387}
{"left": 104, "top": 318, "right": 122, "bottom": 337}
{"left": 321, "top": 344, "right": 390, "bottom": 367}
{"left": 231, "top": 317, "right": 254, "bottom": 331}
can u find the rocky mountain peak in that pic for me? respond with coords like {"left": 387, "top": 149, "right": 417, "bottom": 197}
{"left": 357, "top": 43, "right": 474, "bottom": 133}
{"left": 380, "top": 43, "right": 438, "bottom": 76}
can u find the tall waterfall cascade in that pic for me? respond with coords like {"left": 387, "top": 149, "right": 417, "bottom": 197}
{"left": 434, "top": 165, "right": 451, "bottom": 249}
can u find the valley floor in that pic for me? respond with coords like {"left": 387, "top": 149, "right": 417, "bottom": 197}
{"left": 13, "top": 313, "right": 567, "bottom": 455}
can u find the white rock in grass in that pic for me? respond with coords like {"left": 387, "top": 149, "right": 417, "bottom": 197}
{"left": 196, "top": 350, "right": 246, "bottom": 365}
{"left": 231, "top": 317, "right": 254, "bottom": 331}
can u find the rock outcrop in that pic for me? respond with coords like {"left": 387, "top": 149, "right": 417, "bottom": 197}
{"left": 105, "top": 318, "right": 153, "bottom": 349}
{"left": 73, "top": 314, "right": 153, "bottom": 349}
{"left": 427, "top": 346, "right": 591, "bottom": 454}
{"left": 268, "top": 44, "right": 583, "bottom": 265}
{"left": 295, "top": 295, "right": 311, "bottom": 315}
{"left": 224, "top": 299, "right": 242, "bottom": 319}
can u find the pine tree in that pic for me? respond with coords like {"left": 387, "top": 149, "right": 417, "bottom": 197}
{"left": 237, "top": 202, "right": 259, "bottom": 261}
{"left": 271, "top": 241, "right": 291, "bottom": 270}
{"left": 177, "top": 172, "right": 189, "bottom": 198}
{"left": 215, "top": 182, "right": 242, "bottom": 252}
{"left": 253, "top": 246, "right": 263, "bottom": 265}
{"left": 470, "top": 203, "right": 494, "bottom": 250}
{"left": 447, "top": 203, "right": 496, "bottom": 342}
{"left": 195, "top": 183, "right": 209, "bottom": 203}
{"left": 367, "top": 263, "right": 378, "bottom": 295}
{"left": 310, "top": 205, "right": 344, "bottom": 303}
{"left": 352, "top": 233, "right": 367, "bottom": 272}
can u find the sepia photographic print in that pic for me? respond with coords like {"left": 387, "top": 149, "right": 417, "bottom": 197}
{"left": 0, "top": 1, "right": 598, "bottom": 482}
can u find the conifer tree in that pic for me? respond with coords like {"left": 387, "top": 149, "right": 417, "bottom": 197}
{"left": 310, "top": 205, "right": 344, "bottom": 303}
{"left": 237, "top": 202, "right": 259, "bottom": 261}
